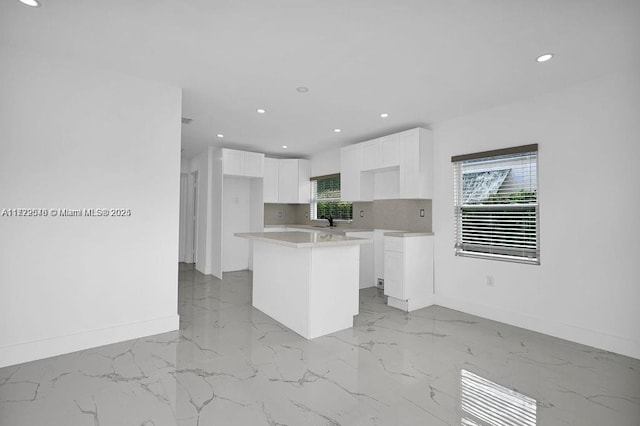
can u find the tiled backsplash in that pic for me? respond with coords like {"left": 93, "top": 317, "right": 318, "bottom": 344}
{"left": 265, "top": 199, "right": 432, "bottom": 232}
{"left": 263, "top": 203, "right": 299, "bottom": 225}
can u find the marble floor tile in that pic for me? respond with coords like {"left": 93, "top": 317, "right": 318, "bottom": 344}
{"left": 1, "top": 264, "right": 639, "bottom": 425}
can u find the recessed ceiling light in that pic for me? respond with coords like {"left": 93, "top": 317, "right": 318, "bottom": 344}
{"left": 18, "top": 0, "right": 40, "bottom": 7}
{"left": 217, "top": 134, "right": 224, "bottom": 138}
{"left": 334, "top": 128, "right": 341, "bottom": 133}
{"left": 536, "top": 53, "right": 554, "bottom": 63}
{"left": 296, "top": 86, "right": 309, "bottom": 93}
{"left": 257, "top": 108, "right": 266, "bottom": 114}
{"left": 282, "top": 145, "right": 288, "bottom": 149}
{"left": 380, "top": 113, "right": 390, "bottom": 118}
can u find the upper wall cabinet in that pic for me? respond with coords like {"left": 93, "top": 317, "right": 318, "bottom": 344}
{"left": 263, "top": 158, "right": 279, "bottom": 202}
{"left": 340, "top": 127, "right": 433, "bottom": 201}
{"left": 361, "top": 134, "right": 401, "bottom": 171}
{"left": 222, "top": 148, "right": 264, "bottom": 177}
{"left": 263, "top": 158, "right": 310, "bottom": 204}
{"left": 279, "top": 159, "right": 310, "bottom": 204}
{"left": 361, "top": 139, "right": 381, "bottom": 171}
{"left": 380, "top": 134, "right": 401, "bottom": 168}
{"left": 341, "top": 144, "right": 372, "bottom": 202}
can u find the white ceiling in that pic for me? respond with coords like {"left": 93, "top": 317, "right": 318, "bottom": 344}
{"left": 2, "top": 0, "right": 639, "bottom": 159}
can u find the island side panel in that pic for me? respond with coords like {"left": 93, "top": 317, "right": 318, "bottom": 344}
{"left": 252, "top": 241, "right": 311, "bottom": 338}
{"left": 308, "top": 245, "right": 360, "bottom": 339}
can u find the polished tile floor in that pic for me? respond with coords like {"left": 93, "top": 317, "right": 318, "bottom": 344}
{"left": 1, "top": 263, "right": 639, "bottom": 425}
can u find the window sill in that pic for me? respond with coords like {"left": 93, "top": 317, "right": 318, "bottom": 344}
{"left": 455, "top": 251, "right": 540, "bottom": 265}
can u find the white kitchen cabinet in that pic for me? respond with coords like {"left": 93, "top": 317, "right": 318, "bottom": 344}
{"left": 361, "top": 135, "right": 400, "bottom": 171}
{"left": 340, "top": 144, "right": 373, "bottom": 202}
{"left": 340, "top": 127, "right": 432, "bottom": 201}
{"left": 373, "top": 229, "right": 400, "bottom": 286}
{"left": 361, "top": 139, "right": 381, "bottom": 171}
{"left": 244, "top": 151, "right": 265, "bottom": 177}
{"left": 296, "top": 160, "right": 310, "bottom": 203}
{"left": 263, "top": 158, "right": 309, "bottom": 204}
{"left": 212, "top": 149, "right": 265, "bottom": 279}
{"left": 222, "top": 148, "right": 265, "bottom": 177}
{"left": 222, "top": 149, "right": 244, "bottom": 176}
{"left": 263, "top": 158, "right": 279, "bottom": 203}
{"left": 244, "top": 234, "right": 362, "bottom": 339}
{"left": 345, "top": 231, "right": 375, "bottom": 289}
{"left": 278, "top": 159, "right": 310, "bottom": 204}
{"left": 383, "top": 234, "right": 434, "bottom": 312}
{"left": 379, "top": 134, "right": 400, "bottom": 168}
{"left": 384, "top": 251, "right": 404, "bottom": 298}
{"left": 398, "top": 128, "right": 433, "bottom": 199}
{"left": 341, "top": 144, "right": 361, "bottom": 201}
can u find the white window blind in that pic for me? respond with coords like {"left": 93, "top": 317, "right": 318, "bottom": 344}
{"left": 452, "top": 144, "right": 539, "bottom": 264}
{"left": 310, "top": 174, "right": 353, "bottom": 220}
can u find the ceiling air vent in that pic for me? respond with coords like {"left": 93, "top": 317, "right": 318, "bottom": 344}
{"left": 181, "top": 117, "right": 193, "bottom": 124}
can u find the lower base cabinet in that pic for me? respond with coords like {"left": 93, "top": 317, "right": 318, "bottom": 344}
{"left": 383, "top": 234, "right": 434, "bottom": 312}
{"left": 345, "top": 231, "right": 375, "bottom": 289}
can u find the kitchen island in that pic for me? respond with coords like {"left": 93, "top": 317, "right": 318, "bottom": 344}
{"left": 235, "top": 231, "right": 369, "bottom": 339}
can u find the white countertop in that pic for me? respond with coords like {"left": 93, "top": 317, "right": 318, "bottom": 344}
{"left": 235, "top": 231, "right": 372, "bottom": 248}
{"left": 384, "top": 232, "right": 434, "bottom": 237}
{"left": 264, "top": 224, "right": 374, "bottom": 235}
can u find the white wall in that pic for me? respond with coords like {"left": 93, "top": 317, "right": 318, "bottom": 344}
{"left": 180, "top": 157, "right": 190, "bottom": 174}
{"left": 432, "top": 66, "right": 640, "bottom": 359}
{"left": 0, "top": 48, "right": 182, "bottom": 367}
{"left": 310, "top": 148, "right": 340, "bottom": 177}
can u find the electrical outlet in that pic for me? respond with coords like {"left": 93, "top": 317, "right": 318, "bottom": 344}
{"left": 377, "top": 278, "right": 384, "bottom": 289}
{"left": 486, "top": 275, "right": 494, "bottom": 287}
{"left": 420, "top": 208, "right": 425, "bottom": 217}
{"left": 360, "top": 210, "right": 364, "bottom": 217}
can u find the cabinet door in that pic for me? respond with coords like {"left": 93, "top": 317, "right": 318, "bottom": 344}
{"left": 222, "top": 149, "right": 244, "bottom": 176}
{"left": 244, "top": 152, "right": 264, "bottom": 177}
{"left": 361, "top": 139, "right": 380, "bottom": 171}
{"left": 340, "top": 145, "right": 361, "bottom": 201}
{"left": 297, "top": 159, "right": 311, "bottom": 204}
{"left": 399, "top": 130, "right": 420, "bottom": 198}
{"left": 380, "top": 134, "right": 400, "bottom": 168}
{"left": 346, "top": 232, "right": 375, "bottom": 289}
{"left": 263, "top": 158, "right": 279, "bottom": 203}
{"left": 278, "top": 159, "right": 298, "bottom": 203}
{"left": 384, "top": 251, "right": 404, "bottom": 299}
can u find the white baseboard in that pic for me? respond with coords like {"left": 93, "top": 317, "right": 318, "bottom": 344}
{"left": 387, "top": 296, "right": 435, "bottom": 312}
{"left": 435, "top": 295, "right": 640, "bottom": 360}
{"left": 0, "top": 315, "right": 179, "bottom": 369}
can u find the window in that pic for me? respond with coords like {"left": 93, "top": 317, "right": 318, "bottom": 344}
{"left": 452, "top": 144, "right": 539, "bottom": 264}
{"left": 310, "top": 174, "right": 353, "bottom": 221}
